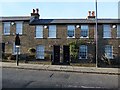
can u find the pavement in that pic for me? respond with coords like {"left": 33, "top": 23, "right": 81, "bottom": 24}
{"left": 1, "top": 62, "right": 120, "bottom": 75}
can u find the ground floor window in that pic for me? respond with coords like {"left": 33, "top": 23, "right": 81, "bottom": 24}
{"left": 105, "top": 45, "right": 113, "bottom": 59}
{"left": 36, "top": 45, "right": 45, "bottom": 59}
{"left": 79, "top": 45, "right": 87, "bottom": 59}
{"left": 13, "top": 43, "right": 20, "bottom": 55}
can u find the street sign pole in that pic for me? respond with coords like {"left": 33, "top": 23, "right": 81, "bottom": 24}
{"left": 95, "top": 0, "right": 98, "bottom": 68}
{"left": 15, "top": 33, "right": 20, "bottom": 66}
{"left": 16, "top": 46, "right": 19, "bottom": 66}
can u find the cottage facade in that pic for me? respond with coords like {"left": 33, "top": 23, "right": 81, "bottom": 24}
{"left": 1, "top": 9, "right": 120, "bottom": 65}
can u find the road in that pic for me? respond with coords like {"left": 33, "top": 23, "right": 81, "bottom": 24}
{"left": 2, "top": 68, "right": 119, "bottom": 89}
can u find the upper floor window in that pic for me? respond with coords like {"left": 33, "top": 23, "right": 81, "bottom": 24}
{"left": 3, "top": 22, "right": 10, "bottom": 35}
{"left": 80, "top": 25, "right": 89, "bottom": 38}
{"left": 35, "top": 25, "right": 43, "bottom": 38}
{"left": 48, "top": 25, "right": 56, "bottom": 38}
{"left": 105, "top": 45, "right": 113, "bottom": 59}
{"left": 103, "top": 25, "right": 111, "bottom": 38}
{"left": 16, "top": 22, "right": 23, "bottom": 35}
{"left": 117, "top": 25, "right": 120, "bottom": 38}
{"left": 67, "top": 25, "right": 75, "bottom": 38}
{"left": 79, "top": 45, "right": 88, "bottom": 59}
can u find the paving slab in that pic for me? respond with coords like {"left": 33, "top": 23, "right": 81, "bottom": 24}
{"left": 1, "top": 62, "right": 120, "bottom": 75}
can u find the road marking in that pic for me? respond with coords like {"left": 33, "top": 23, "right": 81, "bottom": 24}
{"left": 50, "top": 73, "right": 54, "bottom": 77}
{"left": 81, "top": 85, "right": 102, "bottom": 88}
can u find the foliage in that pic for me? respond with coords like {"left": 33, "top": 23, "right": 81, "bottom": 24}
{"left": 69, "top": 40, "right": 79, "bottom": 62}
{"left": 45, "top": 54, "right": 51, "bottom": 61}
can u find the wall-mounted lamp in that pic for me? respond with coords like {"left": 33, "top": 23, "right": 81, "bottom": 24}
{"left": 76, "top": 25, "right": 80, "bottom": 28}
{"left": 11, "top": 22, "right": 15, "bottom": 25}
{"left": 44, "top": 25, "right": 48, "bottom": 29}
{"left": 119, "top": 45, "right": 120, "bottom": 48}
{"left": 112, "top": 25, "right": 116, "bottom": 29}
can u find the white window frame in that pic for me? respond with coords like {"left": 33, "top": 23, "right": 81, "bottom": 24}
{"left": 79, "top": 45, "right": 88, "bottom": 59}
{"left": 36, "top": 45, "right": 45, "bottom": 59}
{"left": 12, "top": 43, "right": 20, "bottom": 55}
{"left": 117, "top": 25, "right": 120, "bottom": 38}
{"left": 67, "top": 25, "right": 75, "bottom": 38}
{"left": 105, "top": 45, "right": 113, "bottom": 59}
{"left": 48, "top": 25, "right": 56, "bottom": 38}
{"left": 3, "top": 22, "right": 10, "bottom": 35}
{"left": 35, "top": 25, "right": 43, "bottom": 38}
{"left": 103, "top": 25, "right": 111, "bottom": 38}
{"left": 16, "top": 22, "right": 23, "bottom": 35}
{"left": 80, "top": 25, "right": 89, "bottom": 38}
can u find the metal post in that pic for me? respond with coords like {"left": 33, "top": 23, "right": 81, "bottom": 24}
{"left": 16, "top": 46, "right": 19, "bottom": 66}
{"left": 95, "top": 0, "right": 98, "bottom": 68}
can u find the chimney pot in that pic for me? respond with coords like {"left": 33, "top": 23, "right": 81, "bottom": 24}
{"left": 88, "top": 11, "right": 91, "bottom": 16}
{"left": 33, "top": 9, "right": 35, "bottom": 13}
{"left": 36, "top": 8, "right": 39, "bottom": 14}
{"left": 92, "top": 11, "right": 95, "bottom": 16}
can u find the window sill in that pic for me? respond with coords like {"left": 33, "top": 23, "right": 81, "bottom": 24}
{"left": 116, "top": 37, "right": 120, "bottom": 39}
{"left": 79, "top": 57, "right": 87, "bottom": 59}
{"left": 35, "top": 37, "right": 43, "bottom": 39}
{"left": 80, "top": 36, "right": 89, "bottom": 38}
{"left": 48, "top": 37, "right": 56, "bottom": 39}
{"left": 103, "top": 37, "right": 111, "bottom": 39}
{"left": 67, "top": 37, "right": 75, "bottom": 38}
{"left": 3, "top": 34, "right": 10, "bottom": 35}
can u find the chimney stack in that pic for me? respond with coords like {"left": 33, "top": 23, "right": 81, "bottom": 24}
{"left": 31, "top": 8, "right": 40, "bottom": 19}
{"left": 87, "top": 11, "right": 95, "bottom": 19}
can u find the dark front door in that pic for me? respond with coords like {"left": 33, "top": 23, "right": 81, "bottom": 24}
{"left": 63, "top": 45, "right": 70, "bottom": 64}
{"left": 2, "top": 43, "right": 5, "bottom": 53}
{"left": 52, "top": 45, "right": 60, "bottom": 64}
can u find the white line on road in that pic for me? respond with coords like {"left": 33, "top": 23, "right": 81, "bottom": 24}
{"left": 81, "top": 86, "right": 102, "bottom": 88}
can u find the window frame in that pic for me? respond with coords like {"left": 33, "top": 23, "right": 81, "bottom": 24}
{"left": 67, "top": 25, "right": 75, "bottom": 38}
{"left": 80, "top": 25, "right": 89, "bottom": 38}
{"left": 117, "top": 25, "right": 120, "bottom": 38}
{"left": 105, "top": 45, "right": 113, "bottom": 59}
{"left": 35, "top": 25, "right": 43, "bottom": 38}
{"left": 36, "top": 45, "right": 45, "bottom": 59}
{"left": 103, "top": 24, "right": 111, "bottom": 38}
{"left": 16, "top": 22, "right": 23, "bottom": 35}
{"left": 48, "top": 25, "right": 56, "bottom": 38}
{"left": 79, "top": 45, "right": 88, "bottom": 59}
{"left": 3, "top": 22, "right": 10, "bottom": 35}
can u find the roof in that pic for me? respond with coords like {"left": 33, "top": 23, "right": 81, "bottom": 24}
{"left": 0, "top": 16, "right": 30, "bottom": 22}
{"left": 0, "top": 16, "right": 120, "bottom": 24}
{"left": 30, "top": 18, "right": 120, "bottom": 25}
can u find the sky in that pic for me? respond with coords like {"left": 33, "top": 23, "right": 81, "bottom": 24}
{"left": 0, "top": 0, "right": 120, "bottom": 19}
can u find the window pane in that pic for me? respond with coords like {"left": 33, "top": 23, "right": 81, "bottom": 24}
{"left": 49, "top": 25, "right": 56, "bottom": 38}
{"left": 36, "top": 45, "right": 44, "bottom": 59}
{"left": 81, "top": 25, "right": 89, "bottom": 37}
{"left": 67, "top": 25, "right": 75, "bottom": 37}
{"left": 105, "top": 45, "right": 113, "bottom": 59}
{"left": 16, "top": 23, "right": 22, "bottom": 34}
{"left": 79, "top": 45, "right": 87, "bottom": 59}
{"left": 4, "top": 23, "right": 10, "bottom": 35}
{"left": 103, "top": 25, "right": 111, "bottom": 38}
{"left": 117, "top": 25, "right": 120, "bottom": 37}
{"left": 36, "top": 26, "right": 43, "bottom": 38}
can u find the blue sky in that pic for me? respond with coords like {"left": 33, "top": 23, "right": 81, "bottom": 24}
{"left": 0, "top": 1, "right": 120, "bottom": 19}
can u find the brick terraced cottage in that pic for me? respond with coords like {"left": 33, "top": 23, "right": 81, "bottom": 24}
{"left": 1, "top": 9, "right": 120, "bottom": 66}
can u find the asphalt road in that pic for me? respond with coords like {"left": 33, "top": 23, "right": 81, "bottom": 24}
{"left": 2, "top": 68, "right": 120, "bottom": 89}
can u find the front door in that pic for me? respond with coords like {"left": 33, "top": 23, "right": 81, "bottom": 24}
{"left": 63, "top": 45, "right": 70, "bottom": 64}
{"left": 52, "top": 45, "right": 60, "bottom": 64}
